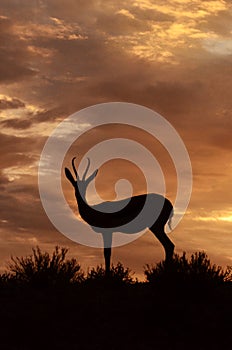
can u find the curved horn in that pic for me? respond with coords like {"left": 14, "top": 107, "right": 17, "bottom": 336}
{"left": 72, "top": 157, "right": 78, "bottom": 178}
{"left": 82, "top": 157, "right": 90, "bottom": 180}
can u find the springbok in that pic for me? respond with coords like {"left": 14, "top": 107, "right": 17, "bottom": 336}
{"left": 65, "top": 157, "right": 175, "bottom": 274}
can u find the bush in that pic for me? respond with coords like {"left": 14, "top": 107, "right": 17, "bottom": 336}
{"left": 144, "top": 251, "right": 232, "bottom": 289}
{"left": 0, "top": 272, "right": 12, "bottom": 288}
{"left": 85, "top": 262, "right": 135, "bottom": 286}
{"left": 6, "top": 246, "right": 84, "bottom": 287}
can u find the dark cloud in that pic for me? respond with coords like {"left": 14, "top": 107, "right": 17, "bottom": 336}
{"left": 0, "top": 132, "right": 45, "bottom": 168}
{"left": 0, "top": 107, "right": 64, "bottom": 130}
{"left": 96, "top": 12, "right": 151, "bottom": 36}
{"left": 0, "top": 17, "right": 36, "bottom": 83}
{"left": 0, "top": 0, "right": 44, "bottom": 20}
{"left": 198, "top": 10, "right": 232, "bottom": 36}
{"left": 40, "top": 0, "right": 99, "bottom": 20}
{"left": 0, "top": 118, "right": 33, "bottom": 129}
{"left": 0, "top": 171, "right": 10, "bottom": 190}
{"left": 131, "top": 7, "right": 175, "bottom": 22}
{"left": 0, "top": 55, "right": 36, "bottom": 83}
{"left": 90, "top": 79, "right": 205, "bottom": 116}
{"left": 41, "top": 0, "right": 175, "bottom": 27}
{"left": 0, "top": 97, "right": 25, "bottom": 110}
{"left": 0, "top": 188, "right": 56, "bottom": 239}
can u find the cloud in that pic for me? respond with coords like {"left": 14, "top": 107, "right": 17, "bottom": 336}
{"left": 0, "top": 17, "right": 36, "bottom": 83}
{"left": 0, "top": 52, "right": 36, "bottom": 83}
{"left": 131, "top": 7, "right": 175, "bottom": 22}
{"left": 0, "top": 106, "right": 64, "bottom": 131}
{"left": 203, "top": 38, "right": 232, "bottom": 55}
{"left": 198, "top": 9, "right": 232, "bottom": 36}
{"left": 0, "top": 118, "right": 33, "bottom": 130}
{"left": 0, "top": 132, "right": 44, "bottom": 169}
{"left": 0, "top": 1, "right": 43, "bottom": 21}
{"left": 0, "top": 0, "right": 232, "bottom": 274}
{"left": 96, "top": 11, "right": 151, "bottom": 36}
{"left": 0, "top": 95, "right": 25, "bottom": 110}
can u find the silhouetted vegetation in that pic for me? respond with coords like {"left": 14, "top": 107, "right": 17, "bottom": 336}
{"left": 85, "top": 262, "right": 135, "bottom": 286}
{"left": 1, "top": 246, "right": 231, "bottom": 289}
{"left": 144, "top": 251, "right": 232, "bottom": 290}
{"left": 5, "top": 246, "right": 84, "bottom": 287}
{"left": 1, "top": 246, "right": 135, "bottom": 288}
{"left": 0, "top": 247, "right": 232, "bottom": 349}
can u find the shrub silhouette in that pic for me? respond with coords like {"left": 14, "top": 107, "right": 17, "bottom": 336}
{"left": 0, "top": 272, "right": 11, "bottom": 288}
{"left": 7, "top": 246, "right": 84, "bottom": 287}
{"left": 85, "top": 262, "right": 134, "bottom": 286}
{"left": 2, "top": 247, "right": 231, "bottom": 291}
{"left": 0, "top": 248, "right": 232, "bottom": 350}
{"left": 144, "top": 251, "right": 232, "bottom": 289}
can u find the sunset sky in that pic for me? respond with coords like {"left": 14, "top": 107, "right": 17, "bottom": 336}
{"left": 1, "top": 0, "right": 232, "bottom": 279}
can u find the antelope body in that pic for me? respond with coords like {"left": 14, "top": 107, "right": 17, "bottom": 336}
{"left": 65, "top": 157, "right": 175, "bottom": 274}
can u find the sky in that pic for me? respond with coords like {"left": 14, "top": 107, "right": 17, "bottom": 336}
{"left": 0, "top": 0, "right": 232, "bottom": 279}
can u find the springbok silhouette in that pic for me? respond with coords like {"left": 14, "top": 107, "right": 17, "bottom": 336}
{"left": 65, "top": 157, "right": 175, "bottom": 274}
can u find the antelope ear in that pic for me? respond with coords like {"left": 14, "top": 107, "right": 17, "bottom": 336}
{"left": 65, "top": 168, "right": 76, "bottom": 187}
{"left": 86, "top": 169, "right": 98, "bottom": 185}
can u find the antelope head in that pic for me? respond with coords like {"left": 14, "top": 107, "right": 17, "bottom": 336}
{"left": 65, "top": 157, "right": 98, "bottom": 200}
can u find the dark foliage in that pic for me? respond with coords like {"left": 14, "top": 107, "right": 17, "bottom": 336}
{"left": 85, "top": 262, "right": 135, "bottom": 286}
{"left": 144, "top": 251, "right": 232, "bottom": 291}
{"left": 0, "top": 248, "right": 232, "bottom": 349}
{"left": 6, "top": 246, "right": 84, "bottom": 287}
